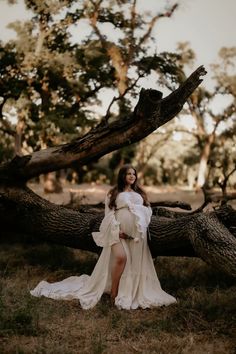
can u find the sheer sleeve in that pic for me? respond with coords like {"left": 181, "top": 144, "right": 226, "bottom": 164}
{"left": 92, "top": 194, "right": 120, "bottom": 247}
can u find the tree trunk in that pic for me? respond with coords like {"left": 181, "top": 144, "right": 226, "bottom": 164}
{"left": 0, "top": 184, "right": 236, "bottom": 277}
{"left": 14, "top": 116, "right": 24, "bottom": 156}
{"left": 196, "top": 132, "right": 215, "bottom": 189}
{"left": 3, "top": 66, "right": 236, "bottom": 278}
{"left": 43, "top": 172, "right": 63, "bottom": 194}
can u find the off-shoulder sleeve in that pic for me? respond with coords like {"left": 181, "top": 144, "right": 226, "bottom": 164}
{"left": 127, "top": 203, "right": 152, "bottom": 240}
{"left": 92, "top": 194, "right": 120, "bottom": 247}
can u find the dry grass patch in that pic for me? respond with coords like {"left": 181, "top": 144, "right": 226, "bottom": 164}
{"left": 0, "top": 242, "right": 235, "bottom": 354}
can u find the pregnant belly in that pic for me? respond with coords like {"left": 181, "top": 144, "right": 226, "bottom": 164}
{"left": 115, "top": 208, "right": 136, "bottom": 236}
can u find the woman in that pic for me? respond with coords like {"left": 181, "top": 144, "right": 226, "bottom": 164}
{"left": 30, "top": 165, "right": 176, "bottom": 309}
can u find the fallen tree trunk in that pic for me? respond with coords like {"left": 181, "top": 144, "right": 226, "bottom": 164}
{"left": 1, "top": 185, "right": 236, "bottom": 277}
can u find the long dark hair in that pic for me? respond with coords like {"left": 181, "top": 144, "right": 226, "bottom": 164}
{"left": 108, "top": 164, "right": 149, "bottom": 209}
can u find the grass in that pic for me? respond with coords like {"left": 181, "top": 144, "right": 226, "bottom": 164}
{"left": 0, "top": 242, "right": 235, "bottom": 354}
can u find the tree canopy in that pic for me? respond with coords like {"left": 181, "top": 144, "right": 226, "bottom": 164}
{"left": 0, "top": 0, "right": 179, "bottom": 160}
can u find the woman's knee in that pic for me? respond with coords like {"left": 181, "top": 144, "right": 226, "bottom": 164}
{"left": 112, "top": 242, "right": 127, "bottom": 265}
{"left": 116, "top": 252, "right": 127, "bottom": 266}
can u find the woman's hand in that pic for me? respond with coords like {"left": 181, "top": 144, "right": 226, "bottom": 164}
{"left": 119, "top": 231, "right": 128, "bottom": 239}
{"left": 119, "top": 231, "right": 134, "bottom": 240}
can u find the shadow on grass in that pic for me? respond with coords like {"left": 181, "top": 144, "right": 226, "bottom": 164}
{"left": 155, "top": 256, "right": 235, "bottom": 292}
{"left": 0, "top": 292, "right": 42, "bottom": 336}
{"left": 0, "top": 242, "right": 98, "bottom": 276}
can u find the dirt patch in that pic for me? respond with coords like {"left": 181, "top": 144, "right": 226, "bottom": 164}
{"left": 29, "top": 182, "right": 208, "bottom": 211}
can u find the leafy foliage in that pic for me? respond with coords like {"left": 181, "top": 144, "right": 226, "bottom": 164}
{"left": 134, "top": 43, "right": 236, "bottom": 188}
{"left": 0, "top": 0, "right": 180, "bottom": 162}
{"left": 0, "top": 2, "right": 235, "bottom": 191}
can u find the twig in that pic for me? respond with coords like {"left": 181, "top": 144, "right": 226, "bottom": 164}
{"left": 102, "top": 73, "right": 145, "bottom": 124}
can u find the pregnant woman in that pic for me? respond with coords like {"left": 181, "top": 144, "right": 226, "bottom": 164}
{"left": 30, "top": 165, "right": 176, "bottom": 310}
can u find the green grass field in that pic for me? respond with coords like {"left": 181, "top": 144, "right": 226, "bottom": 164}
{"left": 0, "top": 242, "right": 235, "bottom": 354}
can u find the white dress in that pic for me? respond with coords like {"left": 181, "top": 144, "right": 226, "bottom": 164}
{"left": 30, "top": 191, "right": 177, "bottom": 310}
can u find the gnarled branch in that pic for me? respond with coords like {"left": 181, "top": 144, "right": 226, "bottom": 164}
{"left": 0, "top": 66, "right": 207, "bottom": 182}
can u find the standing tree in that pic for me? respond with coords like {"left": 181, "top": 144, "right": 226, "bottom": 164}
{"left": 146, "top": 43, "right": 236, "bottom": 191}
{"left": 0, "top": 0, "right": 178, "bottom": 160}
{"left": 0, "top": 0, "right": 179, "bottom": 187}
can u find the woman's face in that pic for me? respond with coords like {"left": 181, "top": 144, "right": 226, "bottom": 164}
{"left": 125, "top": 168, "right": 136, "bottom": 186}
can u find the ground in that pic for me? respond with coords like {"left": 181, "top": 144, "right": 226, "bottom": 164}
{"left": 29, "top": 182, "right": 206, "bottom": 208}
{"left": 0, "top": 183, "right": 235, "bottom": 353}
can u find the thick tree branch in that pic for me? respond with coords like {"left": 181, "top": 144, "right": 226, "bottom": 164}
{"left": 151, "top": 200, "right": 191, "bottom": 210}
{"left": 0, "top": 66, "right": 207, "bottom": 182}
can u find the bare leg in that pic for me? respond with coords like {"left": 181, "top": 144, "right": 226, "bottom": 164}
{"left": 111, "top": 242, "right": 127, "bottom": 301}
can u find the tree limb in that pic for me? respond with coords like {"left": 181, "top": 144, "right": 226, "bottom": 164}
{"left": 0, "top": 66, "right": 207, "bottom": 182}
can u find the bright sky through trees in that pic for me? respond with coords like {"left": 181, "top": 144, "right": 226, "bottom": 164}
{"left": 0, "top": 0, "right": 235, "bottom": 83}
{"left": 0, "top": 0, "right": 235, "bottom": 118}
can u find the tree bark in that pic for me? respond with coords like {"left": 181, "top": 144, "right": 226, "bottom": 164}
{"left": 0, "top": 185, "right": 235, "bottom": 276}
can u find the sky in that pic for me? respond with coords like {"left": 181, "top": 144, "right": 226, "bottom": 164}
{"left": 0, "top": 0, "right": 235, "bottom": 91}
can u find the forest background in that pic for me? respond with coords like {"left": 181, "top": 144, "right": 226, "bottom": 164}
{"left": 0, "top": 0, "right": 235, "bottom": 191}
{"left": 0, "top": 0, "right": 235, "bottom": 353}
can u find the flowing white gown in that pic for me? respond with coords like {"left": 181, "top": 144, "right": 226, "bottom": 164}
{"left": 30, "top": 191, "right": 177, "bottom": 310}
